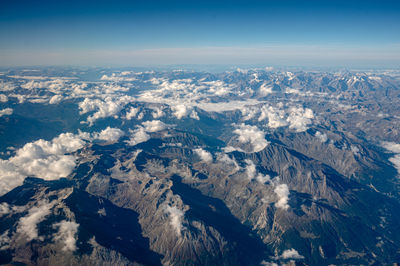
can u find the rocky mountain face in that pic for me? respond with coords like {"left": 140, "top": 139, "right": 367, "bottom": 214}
{"left": 1, "top": 68, "right": 400, "bottom": 265}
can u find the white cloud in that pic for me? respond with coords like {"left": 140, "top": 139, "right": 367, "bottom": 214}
{"left": 381, "top": 141, "right": 400, "bottom": 153}
{"left": 258, "top": 104, "right": 314, "bottom": 132}
{"left": 0, "top": 132, "right": 85, "bottom": 196}
{"left": 194, "top": 148, "right": 213, "bottom": 163}
{"left": 190, "top": 110, "right": 200, "bottom": 120}
{"left": 233, "top": 124, "right": 269, "bottom": 153}
{"left": 203, "top": 80, "right": 233, "bottom": 96}
{"left": 0, "top": 94, "right": 8, "bottom": 102}
{"left": 151, "top": 107, "right": 164, "bottom": 119}
{"left": 244, "top": 159, "right": 271, "bottom": 183}
{"left": 16, "top": 200, "right": 55, "bottom": 241}
{"left": 79, "top": 96, "right": 133, "bottom": 125}
{"left": 100, "top": 83, "right": 129, "bottom": 93}
{"left": 49, "top": 94, "right": 63, "bottom": 104}
{"left": 53, "top": 220, "right": 79, "bottom": 252}
{"left": 256, "top": 173, "right": 271, "bottom": 184}
{"left": 92, "top": 127, "right": 124, "bottom": 143}
{"left": 0, "top": 230, "right": 11, "bottom": 250}
{"left": 0, "top": 81, "right": 16, "bottom": 91}
{"left": 0, "top": 203, "right": 11, "bottom": 217}
{"left": 142, "top": 120, "right": 167, "bottom": 132}
{"left": 0, "top": 108, "right": 13, "bottom": 117}
{"left": 126, "top": 127, "right": 150, "bottom": 146}
{"left": 125, "top": 106, "right": 140, "bottom": 120}
{"left": 217, "top": 153, "right": 240, "bottom": 172}
{"left": 0, "top": 202, "right": 25, "bottom": 217}
{"left": 274, "top": 184, "right": 290, "bottom": 210}
{"left": 351, "top": 145, "right": 360, "bottom": 156}
{"left": 79, "top": 97, "right": 121, "bottom": 125}
{"left": 196, "top": 99, "right": 263, "bottom": 113}
{"left": 21, "top": 79, "right": 65, "bottom": 90}
{"left": 388, "top": 155, "right": 400, "bottom": 176}
{"left": 137, "top": 111, "right": 145, "bottom": 120}
{"left": 126, "top": 120, "right": 169, "bottom": 146}
{"left": 241, "top": 106, "right": 258, "bottom": 121}
{"left": 259, "top": 105, "right": 288, "bottom": 128}
{"left": 100, "top": 72, "right": 136, "bottom": 82}
{"left": 171, "top": 104, "right": 191, "bottom": 119}
{"left": 286, "top": 107, "right": 314, "bottom": 132}
{"left": 164, "top": 205, "right": 185, "bottom": 236}
{"left": 245, "top": 159, "right": 257, "bottom": 179}
{"left": 381, "top": 141, "right": 400, "bottom": 176}
{"left": 258, "top": 83, "right": 273, "bottom": 96}
{"left": 315, "top": 131, "right": 328, "bottom": 143}
{"left": 280, "top": 248, "right": 304, "bottom": 259}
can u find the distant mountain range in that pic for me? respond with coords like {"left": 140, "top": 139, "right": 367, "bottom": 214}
{"left": 1, "top": 67, "right": 400, "bottom": 265}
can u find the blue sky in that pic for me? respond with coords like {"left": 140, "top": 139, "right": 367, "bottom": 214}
{"left": 0, "top": 0, "right": 399, "bottom": 67}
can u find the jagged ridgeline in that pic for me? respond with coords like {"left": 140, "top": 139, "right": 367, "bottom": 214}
{"left": 1, "top": 68, "right": 400, "bottom": 265}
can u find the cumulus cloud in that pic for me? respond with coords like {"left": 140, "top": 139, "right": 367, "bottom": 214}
{"left": 49, "top": 94, "right": 63, "bottom": 104}
{"left": 194, "top": 148, "right": 213, "bottom": 163}
{"left": 0, "top": 94, "right": 8, "bottom": 102}
{"left": 233, "top": 124, "right": 269, "bottom": 153}
{"left": 0, "top": 127, "right": 126, "bottom": 196}
{"left": 16, "top": 200, "right": 55, "bottom": 241}
{"left": 171, "top": 104, "right": 191, "bottom": 119}
{"left": 315, "top": 131, "right": 328, "bottom": 142}
{"left": 244, "top": 159, "right": 271, "bottom": 183}
{"left": 164, "top": 205, "right": 185, "bottom": 236}
{"left": 0, "top": 132, "right": 85, "bottom": 196}
{"left": 286, "top": 107, "right": 314, "bottom": 132}
{"left": 203, "top": 80, "right": 232, "bottom": 96}
{"left": 245, "top": 159, "right": 257, "bottom": 179}
{"left": 126, "top": 127, "right": 150, "bottom": 146}
{"left": 350, "top": 145, "right": 360, "bottom": 156}
{"left": 0, "top": 108, "right": 13, "bottom": 117}
{"left": 274, "top": 184, "right": 290, "bottom": 210}
{"left": 125, "top": 106, "right": 140, "bottom": 120}
{"left": 79, "top": 97, "right": 122, "bottom": 125}
{"left": 126, "top": 120, "right": 169, "bottom": 146}
{"left": 142, "top": 120, "right": 167, "bottom": 132}
{"left": 190, "top": 110, "right": 200, "bottom": 120}
{"left": 381, "top": 141, "right": 400, "bottom": 153}
{"left": 259, "top": 105, "right": 288, "bottom": 127}
{"left": 280, "top": 248, "right": 304, "bottom": 259}
{"left": 241, "top": 106, "right": 258, "bottom": 121}
{"left": 53, "top": 220, "right": 79, "bottom": 252}
{"left": 79, "top": 96, "right": 133, "bottom": 125}
{"left": 0, "top": 81, "right": 16, "bottom": 91}
{"left": 258, "top": 104, "right": 314, "bottom": 132}
{"left": 92, "top": 127, "right": 124, "bottom": 143}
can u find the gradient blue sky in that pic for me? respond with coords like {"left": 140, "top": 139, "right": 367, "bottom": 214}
{"left": 0, "top": 0, "right": 399, "bottom": 67}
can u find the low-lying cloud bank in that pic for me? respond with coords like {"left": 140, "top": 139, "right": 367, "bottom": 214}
{"left": 0, "top": 127, "right": 125, "bottom": 196}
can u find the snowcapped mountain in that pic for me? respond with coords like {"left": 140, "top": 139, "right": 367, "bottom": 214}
{"left": 1, "top": 67, "right": 400, "bottom": 265}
